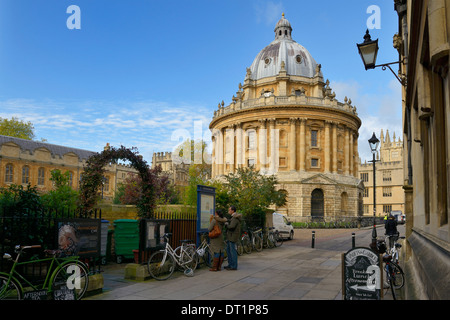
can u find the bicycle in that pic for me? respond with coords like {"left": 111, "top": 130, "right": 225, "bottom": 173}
{"left": 0, "top": 245, "right": 89, "bottom": 300}
{"left": 237, "top": 231, "right": 252, "bottom": 255}
{"left": 271, "top": 229, "right": 283, "bottom": 247}
{"left": 263, "top": 227, "right": 275, "bottom": 249}
{"left": 147, "top": 233, "right": 198, "bottom": 281}
{"left": 250, "top": 227, "right": 263, "bottom": 252}
{"left": 383, "top": 254, "right": 405, "bottom": 300}
{"left": 178, "top": 233, "right": 213, "bottom": 268}
{"left": 386, "top": 233, "right": 405, "bottom": 264}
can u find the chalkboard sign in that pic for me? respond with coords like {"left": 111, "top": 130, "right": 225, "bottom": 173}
{"left": 23, "top": 289, "right": 48, "bottom": 300}
{"left": 53, "top": 286, "right": 76, "bottom": 300}
{"left": 342, "top": 247, "right": 383, "bottom": 300}
{"left": 56, "top": 218, "right": 101, "bottom": 258}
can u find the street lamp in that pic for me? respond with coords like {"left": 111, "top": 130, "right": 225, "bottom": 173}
{"left": 368, "top": 132, "right": 380, "bottom": 245}
{"left": 357, "top": 29, "right": 405, "bottom": 86}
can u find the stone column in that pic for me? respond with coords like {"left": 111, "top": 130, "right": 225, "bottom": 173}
{"left": 236, "top": 123, "right": 243, "bottom": 169}
{"left": 349, "top": 130, "right": 354, "bottom": 176}
{"left": 289, "top": 118, "right": 297, "bottom": 171}
{"left": 226, "top": 125, "right": 235, "bottom": 174}
{"left": 269, "top": 118, "right": 277, "bottom": 173}
{"left": 324, "top": 121, "right": 331, "bottom": 173}
{"left": 344, "top": 127, "right": 350, "bottom": 175}
{"left": 353, "top": 133, "right": 359, "bottom": 177}
{"left": 258, "top": 119, "right": 267, "bottom": 172}
{"left": 211, "top": 135, "right": 216, "bottom": 178}
{"left": 332, "top": 122, "right": 338, "bottom": 173}
{"left": 299, "top": 118, "right": 306, "bottom": 171}
{"left": 219, "top": 128, "right": 224, "bottom": 176}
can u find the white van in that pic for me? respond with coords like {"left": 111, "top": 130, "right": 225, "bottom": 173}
{"left": 272, "top": 212, "right": 294, "bottom": 240}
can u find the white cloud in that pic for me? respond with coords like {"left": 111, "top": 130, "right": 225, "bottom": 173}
{"left": 254, "top": 1, "right": 284, "bottom": 25}
{"left": 0, "top": 97, "right": 214, "bottom": 163}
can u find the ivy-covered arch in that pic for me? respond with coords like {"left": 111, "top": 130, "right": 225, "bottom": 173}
{"left": 79, "top": 145, "right": 161, "bottom": 218}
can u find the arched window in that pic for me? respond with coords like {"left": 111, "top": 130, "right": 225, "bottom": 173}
{"left": 5, "top": 164, "right": 13, "bottom": 183}
{"left": 38, "top": 167, "right": 45, "bottom": 185}
{"left": 68, "top": 171, "right": 74, "bottom": 187}
{"left": 22, "top": 166, "right": 30, "bottom": 184}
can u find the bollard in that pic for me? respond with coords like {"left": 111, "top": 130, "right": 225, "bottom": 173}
{"left": 352, "top": 233, "right": 355, "bottom": 248}
{"left": 311, "top": 231, "right": 315, "bottom": 248}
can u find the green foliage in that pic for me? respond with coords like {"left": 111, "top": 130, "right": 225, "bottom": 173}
{"left": 0, "top": 117, "right": 35, "bottom": 140}
{"left": 0, "top": 184, "right": 43, "bottom": 214}
{"left": 79, "top": 145, "right": 163, "bottom": 218}
{"left": 40, "top": 170, "right": 79, "bottom": 213}
{"left": 217, "top": 167, "right": 287, "bottom": 229}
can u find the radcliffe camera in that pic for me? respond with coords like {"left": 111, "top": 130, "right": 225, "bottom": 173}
{"left": 0, "top": 0, "right": 448, "bottom": 307}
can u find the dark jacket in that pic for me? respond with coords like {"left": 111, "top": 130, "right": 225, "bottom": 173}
{"left": 385, "top": 217, "right": 398, "bottom": 235}
{"left": 226, "top": 213, "right": 242, "bottom": 243}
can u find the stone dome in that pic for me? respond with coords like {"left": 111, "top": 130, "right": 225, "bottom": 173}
{"left": 249, "top": 13, "right": 322, "bottom": 81}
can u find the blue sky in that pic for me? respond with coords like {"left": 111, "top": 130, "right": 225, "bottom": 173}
{"left": 0, "top": 0, "right": 402, "bottom": 164}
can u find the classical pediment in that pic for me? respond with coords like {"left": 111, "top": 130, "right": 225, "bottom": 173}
{"left": 301, "top": 173, "right": 338, "bottom": 185}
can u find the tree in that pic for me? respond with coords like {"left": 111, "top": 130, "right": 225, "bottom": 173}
{"left": 217, "top": 167, "right": 287, "bottom": 228}
{"left": 40, "top": 170, "right": 79, "bottom": 213}
{"left": 173, "top": 139, "right": 212, "bottom": 207}
{"left": 0, "top": 117, "right": 35, "bottom": 140}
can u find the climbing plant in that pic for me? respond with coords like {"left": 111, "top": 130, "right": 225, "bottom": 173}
{"left": 79, "top": 145, "right": 162, "bottom": 218}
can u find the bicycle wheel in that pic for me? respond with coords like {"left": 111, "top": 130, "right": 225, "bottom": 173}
{"left": 237, "top": 242, "right": 243, "bottom": 256}
{"left": 253, "top": 235, "right": 263, "bottom": 252}
{"left": 147, "top": 250, "right": 176, "bottom": 281}
{"left": 273, "top": 231, "right": 283, "bottom": 247}
{"left": 200, "top": 247, "right": 213, "bottom": 267}
{"left": 51, "top": 261, "right": 89, "bottom": 300}
{"left": 180, "top": 247, "right": 198, "bottom": 271}
{"left": 0, "top": 275, "right": 22, "bottom": 300}
{"left": 387, "top": 267, "right": 397, "bottom": 301}
{"left": 390, "top": 262, "right": 405, "bottom": 289}
{"left": 242, "top": 235, "right": 252, "bottom": 254}
{"left": 267, "top": 234, "right": 275, "bottom": 248}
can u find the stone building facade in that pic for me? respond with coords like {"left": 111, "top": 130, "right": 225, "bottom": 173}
{"left": 151, "top": 151, "right": 190, "bottom": 187}
{"left": 209, "top": 14, "right": 364, "bottom": 222}
{"left": 0, "top": 135, "right": 136, "bottom": 201}
{"left": 359, "top": 129, "right": 405, "bottom": 217}
{"left": 394, "top": 0, "right": 450, "bottom": 299}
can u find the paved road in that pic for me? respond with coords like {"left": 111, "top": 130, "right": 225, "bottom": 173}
{"left": 86, "top": 224, "right": 406, "bottom": 303}
{"left": 289, "top": 224, "right": 406, "bottom": 252}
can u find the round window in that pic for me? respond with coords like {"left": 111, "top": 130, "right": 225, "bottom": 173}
{"left": 264, "top": 57, "right": 271, "bottom": 65}
{"left": 295, "top": 54, "right": 302, "bottom": 64}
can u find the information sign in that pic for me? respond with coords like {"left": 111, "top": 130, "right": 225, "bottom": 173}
{"left": 342, "top": 247, "right": 383, "bottom": 300}
{"left": 196, "top": 185, "right": 216, "bottom": 246}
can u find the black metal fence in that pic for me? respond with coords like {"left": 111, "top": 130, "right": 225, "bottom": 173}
{"left": 0, "top": 206, "right": 101, "bottom": 271}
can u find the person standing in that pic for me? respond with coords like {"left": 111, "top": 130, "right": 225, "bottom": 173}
{"left": 385, "top": 214, "right": 398, "bottom": 249}
{"left": 224, "top": 205, "right": 241, "bottom": 271}
{"left": 208, "top": 209, "right": 227, "bottom": 271}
